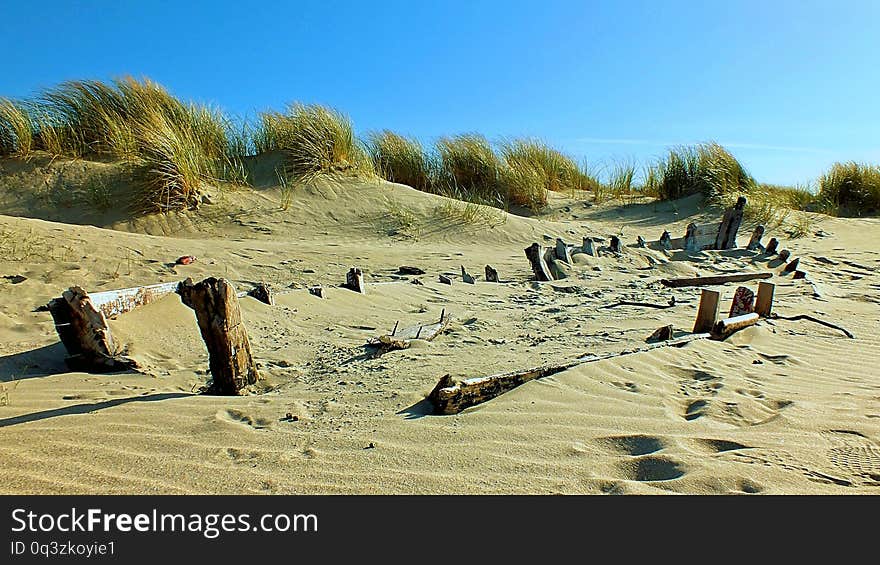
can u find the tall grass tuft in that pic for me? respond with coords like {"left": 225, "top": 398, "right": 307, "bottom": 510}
{"left": 817, "top": 162, "right": 880, "bottom": 215}
{"left": 499, "top": 139, "right": 588, "bottom": 193}
{"left": 367, "top": 130, "right": 434, "bottom": 192}
{"left": 0, "top": 98, "right": 34, "bottom": 157}
{"left": 646, "top": 142, "right": 755, "bottom": 200}
{"left": 254, "top": 104, "right": 373, "bottom": 185}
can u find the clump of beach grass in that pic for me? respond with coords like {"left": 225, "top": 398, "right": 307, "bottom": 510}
{"left": 0, "top": 98, "right": 34, "bottom": 157}
{"left": 645, "top": 142, "right": 755, "bottom": 201}
{"left": 817, "top": 161, "right": 880, "bottom": 216}
{"left": 368, "top": 130, "right": 434, "bottom": 192}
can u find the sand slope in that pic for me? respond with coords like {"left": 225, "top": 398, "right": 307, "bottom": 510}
{"left": 1, "top": 176, "right": 878, "bottom": 494}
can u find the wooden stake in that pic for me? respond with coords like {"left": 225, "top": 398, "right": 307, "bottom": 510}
{"left": 684, "top": 223, "right": 698, "bottom": 252}
{"left": 637, "top": 235, "right": 647, "bottom": 248}
{"left": 755, "top": 281, "right": 775, "bottom": 317}
{"left": 344, "top": 267, "right": 366, "bottom": 294}
{"left": 460, "top": 265, "right": 475, "bottom": 284}
{"left": 659, "top": 230, "right": 672, "bottom": 251}
{"left": 555, "top": 238, "right": 572, "bottom": 263}
{"left": 747, "top": 225, "right": 765, "bottom": 251}
{"left": 582, "top": 237, "right": 596, "bottom": 256}
{"left": 247, "top": 283, "right": 274, "bottom": 305}
{"left": 765, "top": 237, "right": 779, "bottom": 254}
{"left": 525, "top": 243, "right": 553, "bottom": 281}
{"left": 693, "top": 289, "right": 721, "bottom": 333}
{"left": 778, "top": 249, "right": 791, "bottom": 263}
{"left": 47, "top": 286, "right": 135, "bottom": 372}
{"left": 485, "top": 265, "right": 499, "bottom": 282}
{"left": 177, "top": 277, "right": 259, "bottom": 395}
{"left": 784, "top": 257, "right": 800, "bottom": 273}
{"left": 715, "top": 196, "right": 746, "bottom": 250}
{"left": 308, "top": 286, "right": 324, "bottom": 298}
{"left": 609, "top": 235, "right": 623, "bottom": 254}
{"left": 662, "top": 271, "right": 772, "bottom": 288}
{"left": 439, "top": 274, "right": 452, "bottom": 285}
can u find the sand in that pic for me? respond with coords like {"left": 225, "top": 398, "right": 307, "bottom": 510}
{"left": 1, "top": 163, "right": 879, "bottom": 494}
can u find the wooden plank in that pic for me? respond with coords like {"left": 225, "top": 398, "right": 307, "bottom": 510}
{"left": 177, "top": 277, "right": 259, "bottom": 395}
{"left": 729, "top": 286, "right": 755, "bottom": 317}
{"left": 765, "top": 237, "right": 779, "bottom": 254}
{"left": 485, "top": 265, "right": 499, "bottom": 282}
{"left": 693, "top": 289, "right": 721, "bottom": 333}
{"left": 429, "top": 333, "right": 710, "bottom": 414}
{"left": 755, "top": 281, "right": 775, "bottom": 317}
{"left": 368, "top": 311, "right": 451, "bottom": 350}
{"left": 460, "top": 265, "right": 475, "bottom": 284}
{"left": 661, "top": 271, "right": 772, "bottom": 288}
{"left": 87, "top": 281, "right": 182, "bottom": 319}
{"left": 712, "top": 312, "right": 759, "bottom": 339}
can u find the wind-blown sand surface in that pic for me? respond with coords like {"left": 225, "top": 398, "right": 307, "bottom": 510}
{"left": 1, "top": 174, "right": 878, "bottom": 494}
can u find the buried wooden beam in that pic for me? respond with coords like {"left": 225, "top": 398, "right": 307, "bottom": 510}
{"left": 344, "top": 267, "right": 366, "bottom": 294}
{"left": 247, "top": 283, "right": 274, "bottom": 305}
{"left": 755, "top": 281, "right": 775, "bottom": 317}
{"left": 177, "top": 277, "right": 259, "bottom": 395}
{"left": 770, "top": 313, "right": 854, "bottom": 339}
{"left": 428, "top": 333, "right": 710, "bottom": 415}
{"left": 47, "top": 286, "right": 135, "bottom": 372}
{"left": 715, "top": 196, "right": 747, "bottom": 250}
{"left": 747, "top": 225, "right": 765, "bottom": 251}
{"left": 712, "top": 312, "right": 760, "bottom": 340}
{"left": 524, "top": 243, "right": 553, "bottom": 281}
{"left": 460, "top": 265, "right": 476, "bottom": 284}
{"left": 693, "top": 289, "right": 721, "bottom": 333}
{"left": 485, "top": 265, "right": 499, "bottom": 282}
{"left": 86, "top": 280, "right": 182, "bottom": 319}
{"left": 367, "top": 311, "right": 452, "bottom": 351}
{"left": 661, "top": 271, "right": 773, "bottom": 288}
{"left": 778, "top": 249, "right": 791, "bottom": 263}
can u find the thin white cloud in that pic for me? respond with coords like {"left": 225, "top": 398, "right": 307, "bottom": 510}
{"left": 570, "top": 137, "right": 830, "bottom": 155}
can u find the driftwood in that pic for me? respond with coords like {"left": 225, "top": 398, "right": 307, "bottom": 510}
{"left": 755, "top": 281, "right": 775, "bottom": 317}
{"left": 460, "top": 265, "right": 475, "bottom": 284}
{"left": 247, "top": 283, "right": 274, "bottom": 305}
{"left": 659, "top": 231, "right": 672, "bottom": 251}
{"left": 661, "top": 271, "right": 772, "bottom": 288}
{"left": 485, "top": 265, "right": 499, "bottom": 282}
{"left": 308, "top": 286, "right": 324, "bottom": 298}
{"left": 600, "top": 300, "right": 675, "bottom": 310}
{"left": 715, "top": 196, "right": 747, "bottom": 250}
{"left": 778, "top": 249, "right": 791, "bottom": 263}
{"left": 765, "top": 238, "right": 779, "bottom": 255}
{"left": 713, "top": 312, "right": 760, "bottom": 339}
{"left": 428, "top": 333, "right": 710, "bottom": 414}
{"left": 646, "top": 325, "right": 673, "bottom": 342}
{"left": 86, "top": 280, "right": 181, "bottom": 319}
{"left": 693, "top": 289, "right": 721, "bottom": 333}
{"left": 784, "top": 258, "right": 800, "bottom": 273}
{"left": 368, "top": 311, "right": 452, "bottom": 351}
{"left": 439, "top": 274, "right": 452, "bottom": 285}
{"left": 729, "top": 286, "right": 755, "bottom": 317}
{"left": 771, "top": 314, "right": 854, "bottom": 339}
{"left": 177, "top": 277, "right": 259, "bottom": 394}
{"left": 47, "top": 286, "right": 135, "bottom": 372}
{"left": 344, "top": 268, "right": 366, "bottom": 294}
{"left": 525, "top": 243, "right": 553, "bottom": 281}
{"left": 555, "top": 238, "right": 572, "bottom": 263}
{"left": 747, "top": 225, "right": 765, "bottom": 251}
{"left": 582, "top": 237, "right": 596, "bottom": 256}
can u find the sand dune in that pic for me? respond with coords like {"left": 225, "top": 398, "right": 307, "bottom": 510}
{"left": 1, "top": 176, "right": 878, "bottom": 494}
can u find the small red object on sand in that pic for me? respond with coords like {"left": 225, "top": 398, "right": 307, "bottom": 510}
{"left": 176, "top": 255, "right": 196, "bottom": 265}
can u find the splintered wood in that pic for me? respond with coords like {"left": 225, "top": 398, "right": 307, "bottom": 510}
{"left": 47, "top": 286, "right": 135, "bottom": 372}
{"left": 661, "top": 271, "right": 772, "bottom": 288}
{"left": 429, "top": 334, "right": 710, "bottom": 414}
{"left": 525, "top": 243, "right": 553, "bottom": 281}
{"left": 368, "top": 311, "right": 452, "bottom": 351}
{"left": 177, "top": 277, "right": 259, "bottom": 395}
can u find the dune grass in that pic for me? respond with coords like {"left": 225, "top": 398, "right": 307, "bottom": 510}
{"left": 644, "top": 142, "right": 755, "bottom": 200}
{"left": 368, "top": 130, "right": 434, "bottom": 192}
{"left": 255, "top": 104, "right": 373, "bottom": 186}
{"left": 817, "top": 162, "right": 880, "bottom": 216}
{"left": 0, "top": 98, "right": 34, "bottom": 157}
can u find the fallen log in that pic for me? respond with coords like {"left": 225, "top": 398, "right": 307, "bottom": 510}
{"left": 770, "top": 313, "right": 854, "bottom": 339}
{"left": 429, "top": 333, "right": 710, "bottom": 414}
{"left": 661, "top": 271, "right": 772, "bottom": 288}
{"left": 712, "top": 312, "right": 760, "bottom": 339}
{"left": 600, "top": 300, "right": 675, "bottom": 310}
{"left": 47, "top": 286, "right": 135, "bottom": 372}
{"left": 177, "top": 277, "right": 259, "bottom": 395}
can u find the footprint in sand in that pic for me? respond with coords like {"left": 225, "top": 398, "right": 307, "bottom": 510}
{"left": 689, "top": 438, "right": 752, "bottom": 454}
{"left": 216, "top": 409, "right": 273, "bottom": 430}
{"left": 615, "top": 455, "right": 687, "bottom": 482}
{"left": 597, "top": 434, "right": 670, "bottom": 456}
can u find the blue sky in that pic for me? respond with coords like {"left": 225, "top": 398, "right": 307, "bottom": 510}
{"left": 2, "top": 0, "right": 877, "bottom": 186}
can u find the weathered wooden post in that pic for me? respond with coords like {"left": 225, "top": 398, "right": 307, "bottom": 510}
{"left": 308, "top": 286, "right": 324, "bottom": 298}
{"left": 755, "top": 281, "right": 775, "bottom": 317}
{"left": 729, "top": 286, "right": 755, "bottom": 317}
{"left": 609, "top": 235, "right": 623, "bottom": 254}
{"left": 47, "top": 286, "right": 134, "bottom": 372}
{"left": 485, "top": 265, "right": 499, "bottom": 282}
{"left": 747, "top": 225, "right": 765, "bottom": 251}
{"left": 693, "top": 289, "right": 721, "bottom": 333}
{"left": 715, "top": 196, "right": 746, "bottom": 250}
{"left": 439, "top": 274, "right": 452, "bottom": 285}
{"left": 555, "top": 238, "right": 572, "bottom": 263}
{"left": 637, "top": 235, "right": 647, "bottom": 248}
{"left": 778, "top": 249, "right": 791, "bottom": 263}
{"left": 460, "top": 265, "right": 475, "bottom": 284}
{"left": 684, "top": 223, "right": 698, "bottom": 252}
{"left": 177, "top": 277, "right": 259, "bottom": 395}
{"left": 525, "top": 243, "right": 553, "bottom": 281}
{"left": 582, "top": 237, "right": 596, "bottom": 256}
{"left": 659, "top": 230, "right": 672, "bottom": 251}
{"left": 784, "top": 258, "right": 800, "bottom": 273}
{"left": 344, "top": 267, "right": 366, "bottom": 293}
{"left": 247, "top": 283, "right": 274, "bottom": 305}
{"left": 765, "top": 238, "right": 779, "bottom": 255}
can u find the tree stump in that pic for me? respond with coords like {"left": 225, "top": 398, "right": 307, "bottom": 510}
{"left": 247, "top": 283, "right": 274, "bottom": 305}
{"left": 47, "top": 286, "right": 134, "bottom": 372}
{"left": 460, "top": 265, "right": 475, "bottom": 284}
{"left": 755, "top": 281, "right": 775, "bottom": 317}
{"left": 747, "top": 225, "right": 765, "bottom": 251}
{"left": 177, "top": 277, "right": 259, "bottom": 395}
{"left": 485, "top": 265, "right": 499, "bottom": 282}
{"left": 525, "top": 243, "right": 553, "bottom": 281}
{"left": 555, "top": 238, "right": 572, "bottom": 264}
{"left": 729, "top": 286, "right": 755, "bottom": 317}
{"left": 344, "top": 267, "right": 366, "bottom": 293}
{"left": 693, "top": 289, "right": 721, "bottom": 333}
{"left": 765, "top": 238, "right": 779, "bottom": 255}
{"left": 715, "top": 196, "right": 746, "bottom": 250}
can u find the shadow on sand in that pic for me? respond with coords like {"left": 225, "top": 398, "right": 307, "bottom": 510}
{"left": 0, "top": 392, "right": 192, "bottom": 428}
